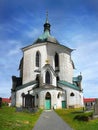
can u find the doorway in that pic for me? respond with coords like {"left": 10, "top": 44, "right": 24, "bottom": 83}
{"left": 62, "top": 100, "right": 66, "bottom": 108}
{"left": 45, "top": 92, "right": 51, "bottom": 109}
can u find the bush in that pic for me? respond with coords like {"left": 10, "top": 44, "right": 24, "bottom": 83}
{"left": 2, "top": 102, "right": 8, "bottom": 106}
{"left": 74, "top": 113, "right": 93, "bottom": 121}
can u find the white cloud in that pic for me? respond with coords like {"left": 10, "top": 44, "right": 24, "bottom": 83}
{"left": 13, "top": 17, "right": 27, "bottom": 24}
{"left": 0, "top": 81, "right": 11, "bottom": 98}
{"left": 0, "top": 39, "right": 23, "bottom": 56}
{"left": 24, "top": 28, "right": 41, "bottom": 39}
{"left": 72, "top": 39, "right": 98, "bottom": 67}
{"left": 0, "top": 40, "right": 22, "bottom": 98}
{"left": 71, "top": 38, "right": 98, "bottom": 98}
{"left": 0, "top": 23, "right": 20, "bottom": 33}
{"left": 83, "top": 65, "right": 98, "bottom": 81}
{"left": 83, "top": 82, "right": 98, "bottom": 98}
{"left": 8, "top": 45, "right": 22, "bottom": 56}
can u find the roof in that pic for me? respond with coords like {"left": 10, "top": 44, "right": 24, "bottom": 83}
{"left": 33, "top": 13, "right": 60, "bottom": 44}
{"left": 2, "top": 98, "right": 11, "bottom": 103}
{"left": 42, "top": 64, "right": 57, "bottom": 77}
{"left": 73, "top": 75, "right": 82, "bottom": 82}
{"left": 21, "top": 15, "right": 73, "bottom": 53}
{"left": 58, "top": 80, "right": 80, "bottom": 91}
{"left": 34, "top": 25, "right": 60, "bottom": 44}
{"left": 16, "top": 80, "right": 38, "bottom": 91}
{"left": 34, "top": 85, "right": 63, "bottom": 91}
{"left": 84, "top": 98, "right": 96, "bottom": 103}
{"left": 41, "top": 84, "right": 56, "bottom": 89}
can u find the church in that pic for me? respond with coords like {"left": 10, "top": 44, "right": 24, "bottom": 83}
{"left": 11, "top": 14, "right": 84, "bottom": 109}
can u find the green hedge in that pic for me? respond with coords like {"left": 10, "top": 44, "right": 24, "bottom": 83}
{"left": 74, "top": 112, "right": 93, "bottom": 121}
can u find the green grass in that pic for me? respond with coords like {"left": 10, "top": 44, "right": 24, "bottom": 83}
{"left": 55, "top": 109, "right": 98, "bottom": 130}
{"left": 0, "top": 106, "right": 42, "bottom": 130}
{"left": 1, "top": 107, "right": 98, "bottom": 130}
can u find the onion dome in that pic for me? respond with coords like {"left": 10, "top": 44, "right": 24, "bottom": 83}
{"left": 34, "top": 12, "right": 59, "bottom": 44}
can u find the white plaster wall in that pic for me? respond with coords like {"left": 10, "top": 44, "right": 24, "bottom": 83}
{"left": 47, "top": 43, "right": 74, "bottom": 83}
{"left": 59, "top": 84, "right": 84, "bottom": 108}
{"left": 23, "top": 44, "right": 47, "bottom": 84}
{"left": 22, "top": 42, "right": 74, "bottom": 85}
{"left": 59, "top": 53, "right": 73, "bottom": 83}
{"left": 38, "top": 89, "right": 65, "bottom": 109}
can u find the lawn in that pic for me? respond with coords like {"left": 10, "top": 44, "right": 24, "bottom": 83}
{"left": 55, "top": 109, "right": 98, "bottom": 130}
{"left": 0, "top": 106, "right": 42, "bottom": 130}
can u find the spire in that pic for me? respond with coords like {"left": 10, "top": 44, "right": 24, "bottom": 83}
{"left": 46, "top": 11, "right": 49, "bottom": 23}
{"left": 44, "top": 12, "right": 51, "bottom": 33}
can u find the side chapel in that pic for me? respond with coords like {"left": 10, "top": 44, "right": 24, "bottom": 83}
{"left": 11, "top": 14, "right": 84, "bottom": 109}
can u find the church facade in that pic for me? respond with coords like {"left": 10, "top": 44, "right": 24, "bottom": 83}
{"left": 11, "top": 15, "right": 84, "bottom": 109}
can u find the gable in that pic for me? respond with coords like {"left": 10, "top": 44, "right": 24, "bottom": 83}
{"left": 42, "top": 64, "right": 57, "bottom": 77}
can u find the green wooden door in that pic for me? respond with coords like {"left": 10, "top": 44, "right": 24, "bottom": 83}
{"left": 62, "top": 101, "right": 66, "bottom": 108}
{"left": 45, "top": 99, "right": 51, "bottom": 109}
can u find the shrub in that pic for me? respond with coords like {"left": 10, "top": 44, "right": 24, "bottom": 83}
{"left": 74, "top": 112, "right": 93, "bottom": 121}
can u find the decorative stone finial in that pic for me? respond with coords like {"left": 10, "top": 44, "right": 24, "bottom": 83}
{"left": 45, "top": 59, "right": 49, "bottom": 64}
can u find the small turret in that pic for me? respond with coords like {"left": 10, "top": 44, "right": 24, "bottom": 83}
{"left": 73, "top": 72, "right": 83, "bottom": 91}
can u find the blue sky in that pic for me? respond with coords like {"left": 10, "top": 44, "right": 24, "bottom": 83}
{"left": 0, "top": 0, "right": 98, "bottom": 98}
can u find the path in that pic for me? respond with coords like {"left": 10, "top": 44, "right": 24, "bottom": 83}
{"left": 33, "top": 110, "right": 73, "bottom": 130}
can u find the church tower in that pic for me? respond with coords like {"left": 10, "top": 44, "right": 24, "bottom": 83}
{"left": 11, "top": 14, "right": 84, "bottom": 109}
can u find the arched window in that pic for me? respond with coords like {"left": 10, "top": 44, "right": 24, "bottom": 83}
{"left": 55, "top": 53, "right": 59, "bottom": 68}
{"left": 36, "top": 51, "right": 41, "bottom": 67}
{"left": 70, "top": 92, "right": 75, "bottom": 96}
{"left": 57, "top": 92, "right": 61, "bottom": 98}
{"left": 45, "top": 92, "right": 51, "bottom": 99}
{"left": 56, "top": 76, "right": 60, "bottom": 81}
{"left": 45, "top": 71, "right": 51, "bottom": 84}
